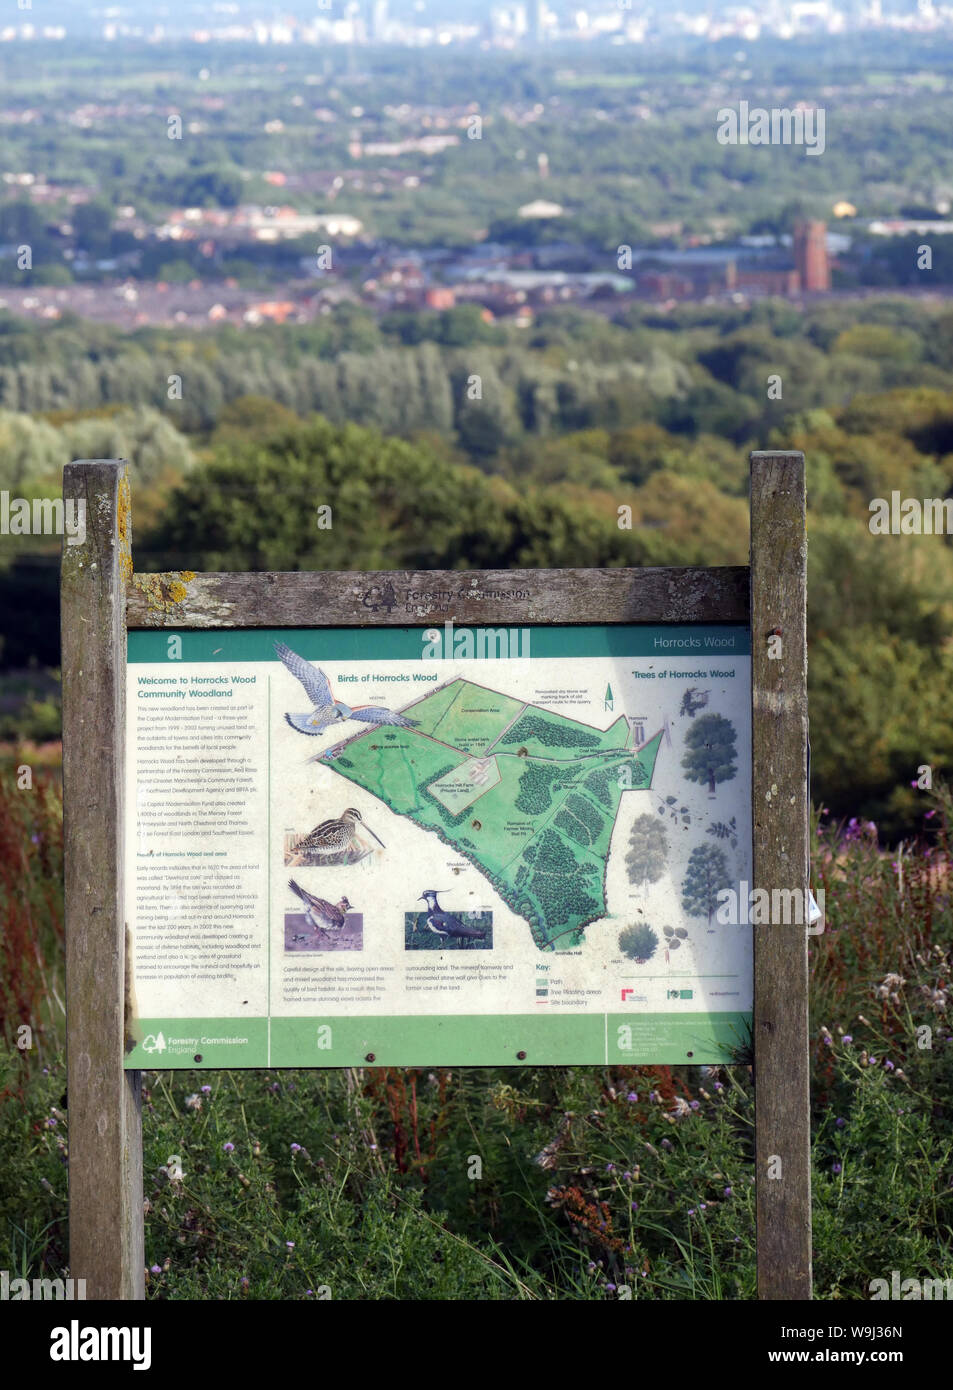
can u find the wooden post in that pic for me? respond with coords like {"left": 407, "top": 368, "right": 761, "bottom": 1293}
{"left": 749, "top": 451, "right": 812, "bottom": 1300}
{"left": 62, "top": 460, "right": 144, "bottom": 1300}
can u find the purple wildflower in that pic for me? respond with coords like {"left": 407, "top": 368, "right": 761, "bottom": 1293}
{"left": 832, "top": 1163, "right": 842, "bottom": 1174}
{"left": 223, "top": 1142, "right": 235, "bottom": 1153}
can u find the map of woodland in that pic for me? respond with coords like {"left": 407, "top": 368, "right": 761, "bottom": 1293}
{"left": 322, "top": 678, "right": 663, "bottom": 950}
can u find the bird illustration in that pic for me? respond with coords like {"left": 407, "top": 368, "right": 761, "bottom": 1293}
{"left": 288, "top": 879, "right": 353, "bottom": 936}
{"left": 416, "top": 889, "right": 487, "bottom": 941}
{"left": 286, "top": 808, "right": 385, "bottom": 867}
{"left": 275, "top": 641, "right": 419, "bottom": 735}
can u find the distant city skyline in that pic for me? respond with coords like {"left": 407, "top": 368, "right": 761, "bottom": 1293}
{"left": 3, "top": 0, "right": 949, "bottom": 44}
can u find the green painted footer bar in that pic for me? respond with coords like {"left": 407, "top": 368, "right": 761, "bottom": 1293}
{"left": 126, "top": 1013, "right": 750, "bottom": 1068}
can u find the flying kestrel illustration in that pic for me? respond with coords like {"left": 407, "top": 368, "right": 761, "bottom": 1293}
{"left": 274, "top": 641, "right": 419, "bottom": 735}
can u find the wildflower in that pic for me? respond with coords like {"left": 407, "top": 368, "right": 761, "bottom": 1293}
{"left": 184, "top": 1093, "right": 201, "bottom": 1111}
{"left": 868, "top": 1056, "right": 877, "bottom": 1066}
{"left": 724, "top": 1186, "right": 732, "bottom": 1197}
{"left": 734, "top": 1236, "right": 741, "bottom": 1244}
{"left": 842, "top": 1035, "right": 853, "bottom": 1044}
{"left": 713, "top": 1081, "right": 723, "bottom": 1091}
{"left": 150, "top": 1265, "right": 161, "bottom": 1274}
{"left": 606, "top": 1283, "right": 617, "bottom": 1293}
{"left": 660, "top": 1138, "right": 673, "bottom": 1150}
{"left": 631, "top": 1202, "right": 638, "bottom": 1211}
{"left": 835, "top": 1117, "right": 845, "bottom": 1128}
{"left": 269, "top": 1082, "right": 280, "bottom": 1092}
{"left": 627, "top": 1092, "right": 638, "bottom": 1103}
{"left": 223, "top": 1142, "right": 235, "bottom": 1153}
{"left": 689, "top": 1100, "right": 700, "bottom": 1111}
{"left": 605, "top": 1163, "right": 615, "bottom": 1173}
{"left": 622, "top": 1171, "right": 632, "bottom": 1181}
{"left": 285, "top": 1241, "right": 295, "bottom": 1249}
{"left": 200, "top": 1084, "right": 211, "bottom": 1094}
{"left": 832, "top": 1163, "right": 842, "bottom": 1174}
{"left": 688, "top": 1208, "right": 695, "bottom": 1217}
{"left": 648, "top": 1091, "right": 658, "bottom": 1102}
{"left": 45, "top": 1117, "right": 56, "bottom": 1128}
{"left": 290, "top": 1143, "right": 302, "bottom": 1153}
{"left": 699, "top": 1203, "right": 707, "bottom": 1210}
{"left": 670, "top": 1096, "right": 690, "bottom": 1119}
{"left": 884, "top": 1060, "right": 895, "bottom": 1071}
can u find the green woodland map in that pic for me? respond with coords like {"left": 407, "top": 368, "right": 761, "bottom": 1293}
{"left": 323, "top": 677, "right": 663, "bottom": 950}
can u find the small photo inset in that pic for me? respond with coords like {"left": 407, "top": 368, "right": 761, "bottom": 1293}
{"left": 284, "top": 879, "right": 363, "bottom": 952}
{"left": 405, "top": 890, "right": 493, "bottom": 951}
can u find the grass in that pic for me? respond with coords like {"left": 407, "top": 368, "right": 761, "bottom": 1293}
{"left": 1, "top": 754, "right": 951, "bottom": 1299}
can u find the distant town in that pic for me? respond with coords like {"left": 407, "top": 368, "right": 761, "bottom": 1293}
{"left": 1, "top": 190, "right": 950, "bottom": 331}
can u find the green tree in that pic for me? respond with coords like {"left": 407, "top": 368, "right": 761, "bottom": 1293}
{"left": 681, "top": 844, "right": 732, "bottom": 926}
{"left": 681, "top": 713, "right": 738, "bottom": 796}
{"left": 618, "top": 924, "right": 659, "bottom": 964}
{"left": 625, "top": 813, "right": 669, "bottom": 887}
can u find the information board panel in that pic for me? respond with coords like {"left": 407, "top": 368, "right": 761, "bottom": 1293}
{"left": 124, "top": 622, "right": 751, "bottom": 1067}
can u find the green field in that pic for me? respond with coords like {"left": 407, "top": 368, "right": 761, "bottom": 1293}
{"left": 324, "top": 680, "right": 663, "bottom": 950}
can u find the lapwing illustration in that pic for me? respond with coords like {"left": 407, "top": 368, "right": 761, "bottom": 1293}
{"left": 287, "top": 808, "right": 385, "bottom": 867}
{"left": 417, "top": 889, "right": 487, "bottom": 941}
{"left": 275, "top": 641, "right": 419, "bottom": 734}
{"left": 288, "top": 879, "right": 353, "bottom": 937}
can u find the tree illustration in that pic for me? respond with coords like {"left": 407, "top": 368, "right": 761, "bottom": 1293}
{"left": 618, "top": 924, "right": 659, "bottom": 964}
{"left": 625, "top": 813, "right": 669, "bottom": 887}
{"left": 681, "top": 844, "right": 732, "bottom": 925}
{"left": 681, "top": 713, "right": 738, "bottom": 797}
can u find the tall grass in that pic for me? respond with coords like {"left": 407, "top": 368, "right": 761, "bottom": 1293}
{"left": 1, "top": 760, "right": 950, "bottom": 1298}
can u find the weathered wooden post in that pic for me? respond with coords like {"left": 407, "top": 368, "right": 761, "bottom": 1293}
{"left": 750, "top": 451, "right": 812, "bottom": 1299}
{"left": 62, "top": 460, "right": 144, "bottom": 1300}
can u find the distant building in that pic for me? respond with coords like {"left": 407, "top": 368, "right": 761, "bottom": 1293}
{"left": 517, "top": 199, "right": 563, "bottom": 219}
{"left": 793, "top": 220, "right": 830, "bottom": 292}
{"left": 424, "top": 287, "right": 456, "bottom": 309}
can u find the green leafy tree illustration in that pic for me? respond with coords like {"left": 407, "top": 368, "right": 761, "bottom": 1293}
{"left": 618, "top": 924, "right": 659, "bottom": 964}
{"left": 681, "top": 843, "right": 732, "bottom": 925}
{"left": 625, "top": 813, "right": 669, "bottom": 887}
{"left": 681, "top": 712, "right": 738, "bottom": 797}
